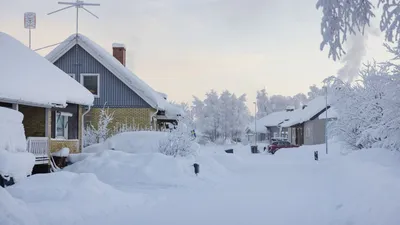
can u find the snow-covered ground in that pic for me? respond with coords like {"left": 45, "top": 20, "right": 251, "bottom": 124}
{"left": 2, "top": 141, "right": 400, "bottom": 225}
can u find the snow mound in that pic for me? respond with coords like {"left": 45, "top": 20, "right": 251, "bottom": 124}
{"left": 82, "top": 142, "right": 106, "bottom": 153}
{"left": 51, "top": 147, "right": 70, "bottom": 157}
{"left": 0, "top": 187, "right": 38, "bottom": 225}
{"left": 6, "top": 171, "right": 144, "bottom": 225}
{"left": 103, "top": 131, "right": 169, "bottom": 154}
{"left": 0, "top": 150, "right": 35, "bottom": 182}
{"left": 64, "top": 149, "right": 236, "bottom": 189}
{"left": 0, "top": 107, "right": 34, "bottom": 182}
{"left": 0, "top": 106, "right": 26, "bottom": 152}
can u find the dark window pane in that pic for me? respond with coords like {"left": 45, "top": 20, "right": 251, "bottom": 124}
{"left": 83, "top": 75, "right": 98, "bottom": 95}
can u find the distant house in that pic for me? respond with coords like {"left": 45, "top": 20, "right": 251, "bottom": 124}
{"left": 246, "top": 106, "right": 295, "bottom": 143}
{"left": 46, "top": 34, "right": 182, "bottom": 131}
{"left": 281, "top": 96, "right": 337, "bottom": 146}
{"left": 0, "top": 32, "right": 94, "bottom": 165}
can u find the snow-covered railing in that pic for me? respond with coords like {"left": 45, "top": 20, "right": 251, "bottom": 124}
{"left": 26, "top": 137, "right": 49, "bottom": 164}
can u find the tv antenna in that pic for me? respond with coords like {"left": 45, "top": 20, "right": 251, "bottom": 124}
{"left": 48, "top": 1, "right": 100, "bottom": 36}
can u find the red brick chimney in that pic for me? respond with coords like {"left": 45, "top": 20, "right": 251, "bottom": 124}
{"left": 112, "top": 43, "right": 126, "bottom": 66}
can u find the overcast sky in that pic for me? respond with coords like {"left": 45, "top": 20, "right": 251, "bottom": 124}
{"left": 0, "top": 0, "right": 391, "bottom": 112}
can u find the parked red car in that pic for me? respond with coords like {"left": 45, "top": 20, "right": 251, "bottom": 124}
{"left": 268, "top": 141, "right": 298, "bottom": 154}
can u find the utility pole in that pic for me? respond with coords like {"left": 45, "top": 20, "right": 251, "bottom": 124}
{"left": 253, "top": 101, "right": 257, "bottom": 146}
{"left": 325, "top": 84, "right": 328, "bottom": 154}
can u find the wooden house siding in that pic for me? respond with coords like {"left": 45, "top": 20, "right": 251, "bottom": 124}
{"left": 53, "top": 45, "right": 151, "bottom": 108}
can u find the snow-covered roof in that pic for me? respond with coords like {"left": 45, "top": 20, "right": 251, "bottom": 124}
{"left": 0, "top": 32, "right": 94, "bottom": 107}
{"left": 248, "top": 110, "right": 293, "bottom": 132}
{"left": 318, "top": 107, "right": 338, "bottom": 119}
{"left": 112, "top": 43, "right": 125, "bottom": 48}
{"left": 46, "top": 33, "right": 168, "bottom": 110}
{"left": 281, "top": 96, "right": 333, "bottom": 127}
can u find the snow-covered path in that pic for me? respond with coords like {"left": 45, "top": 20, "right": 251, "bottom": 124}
{"left": 4, "top": 145, "right": 400, "bottom": 225}
{"left": 113, "top": 147, "right": 400, "bottom": 225}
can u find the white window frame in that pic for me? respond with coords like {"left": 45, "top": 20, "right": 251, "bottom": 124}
{"left": 55, "top": 112, "right": 73, "bottom": 140}
{"left": 80, "top": 73, "right": 100, "bottom": 98}
{"left": 68, "top": 73, "right": 75, "bottom": 79}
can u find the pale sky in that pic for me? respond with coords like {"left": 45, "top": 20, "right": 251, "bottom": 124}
{"left": 0, "top": 0, "right": 391, "bottom": 112}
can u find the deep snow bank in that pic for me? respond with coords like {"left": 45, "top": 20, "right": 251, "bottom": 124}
{"left": 0, "top": 187, "right": 38, "bottom": 225}
{"left": 65, "top": 150, "right": 237, "bottom": 188}
{"left": 83, "top": 131, "right": 169, "bottom": 154}
{"left": 6, "top": 171, "right": 145, "bottom": 225}
{"left": 0, "top": 106, "right": 35, "bottom": 182}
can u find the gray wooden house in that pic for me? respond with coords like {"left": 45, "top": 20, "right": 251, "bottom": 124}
{"left": 281, "top": 96, "right": 337, "bottom": 146}
{"left": 46, "top": 34, "right": 182, "bottom": 130}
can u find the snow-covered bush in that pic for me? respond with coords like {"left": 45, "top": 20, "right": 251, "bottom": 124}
{"left": 159, "top": 117, "right": 196, "bottom": 157}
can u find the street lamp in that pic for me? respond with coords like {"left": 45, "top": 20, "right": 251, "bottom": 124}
{"left": 253, "top": 101, "right": 257, "bottom": 146}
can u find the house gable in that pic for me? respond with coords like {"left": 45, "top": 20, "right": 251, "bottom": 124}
{"left": 54, "top": 45, "right": 151, "bottom": 108}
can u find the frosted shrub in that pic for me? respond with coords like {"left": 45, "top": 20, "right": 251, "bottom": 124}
{"left": 83, "top": 106, "right": 114, "bottom": 147}
{"left": 159, "top": 117, "right": 196, "bottom": 157}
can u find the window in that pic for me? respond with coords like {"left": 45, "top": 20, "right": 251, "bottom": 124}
{"left": 81, "top": 74, "right": 100, "bottom": 97}
{"left": 55, "top": 112, "right": 72, "bottom": 139}
{"left": 68, "top": 74, "right": 75, "bottom": 79}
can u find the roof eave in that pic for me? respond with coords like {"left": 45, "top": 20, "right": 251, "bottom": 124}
{"left": 0, "top": 97, "right": 65, "bottom": 108}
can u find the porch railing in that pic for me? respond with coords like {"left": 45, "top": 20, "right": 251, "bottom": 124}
{"left": 26, "top": 137, "right": 49, "bottom": 164}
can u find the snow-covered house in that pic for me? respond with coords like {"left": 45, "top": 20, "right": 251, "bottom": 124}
{"left": 46, "top": 34, "right": 182, "bottom": 130}
{"left": 0, "top": 32, "right": 94, "bottom": 164}
{"left": 281, "top": 96, "right": 336, "bottom": 146}
{"left": 246, "top": 107, "right": 294, "bottom": 143}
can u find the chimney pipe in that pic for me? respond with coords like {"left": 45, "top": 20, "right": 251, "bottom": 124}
{"left": 112, "top": 43, "right": 126, "bottom": 66}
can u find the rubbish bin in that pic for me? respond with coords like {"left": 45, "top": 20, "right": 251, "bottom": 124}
{"left": 225, "top": 149, "right": 234, "bottom": 154}
{"left": 251, "top": 145, "right": 259, "bottom": 154}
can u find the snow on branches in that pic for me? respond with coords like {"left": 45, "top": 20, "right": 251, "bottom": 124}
{"left": 329, "top": 61, "right": 400, "bottom": 150}
{"left": 316, "top": 0, "right": 400, "bottom": 61}
{"left": 192, "top": 90, "right": 250, "bottom": 143}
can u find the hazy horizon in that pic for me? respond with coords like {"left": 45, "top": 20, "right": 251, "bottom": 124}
{"left": 1, "top": 0, "right": 391, "bottom": 112}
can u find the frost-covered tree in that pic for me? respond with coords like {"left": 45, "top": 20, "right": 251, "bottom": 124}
{"left": 256, "top": 88, "right": 272, "bottom": 118}
{"left": 202, "top": 90, "right": 222, "bottom": 141}
{"left": 192, "top": 90, "right": 250, "bottom": 143}
{"left": 316, "top": 0, "right": 400, "bottom": 61}
{"left": 219, "top": 90, "right": 234, "bottom": 139}
{"left": 232, "top": 94, "right": 251, "bottom": 141}
{"left": 83, "top": 106, "right": 114, "bottom": 146}
{"left": 307, "top": 85, "right": 325, "bottom": 100}
{"left": 329, "top": 61, "right": 400, "bottom": 150}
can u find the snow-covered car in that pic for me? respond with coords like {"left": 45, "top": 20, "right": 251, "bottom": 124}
{"left": 268, "top": 141, "right": 298, "bottom": 154}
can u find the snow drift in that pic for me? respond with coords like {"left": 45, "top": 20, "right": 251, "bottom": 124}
{"left": 0, "top": 187, "right": 38, "bottom": 225}
{"left": 6, "top": 172, "right": 145, "bottom": 225}
{"left": 65, "top": 150, "right": 235, "bottom": 189}
{"left": 0, "top": 107, "right": 34, "bottom": 182}
{"left": 83, "top": 131, "right": 169, "bottom": 154}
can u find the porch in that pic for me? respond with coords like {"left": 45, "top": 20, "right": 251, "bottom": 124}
{"left": 18, "top": 104, "right": 82, "bottom": 165}
{"left": 27, "top": 137, "right": 80, "bottom": 165}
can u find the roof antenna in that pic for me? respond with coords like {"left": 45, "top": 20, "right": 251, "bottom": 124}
{"left": 48, "top": 1, "right": 100, "bottom": 37}
{"left": 48, "top": 1, "right": 100, "bottom": 66}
